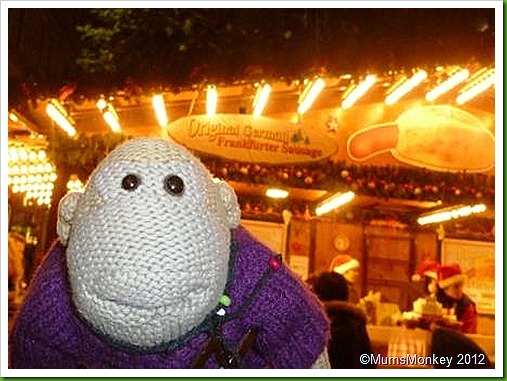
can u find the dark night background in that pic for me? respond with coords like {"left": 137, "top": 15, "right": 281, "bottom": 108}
{"left": 8, "top": 8, "right": 495, "bottom": 106}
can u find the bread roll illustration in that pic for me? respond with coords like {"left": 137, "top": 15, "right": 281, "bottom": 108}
{"left": 347, "top": 105, "right": 495, "bottom": 172}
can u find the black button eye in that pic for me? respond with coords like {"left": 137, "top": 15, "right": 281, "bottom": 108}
{"left": 122, "top": 174, "right": 140, "bottom": 191}
{"left": 164, "top": 175, "right": 184, "bottom": 196}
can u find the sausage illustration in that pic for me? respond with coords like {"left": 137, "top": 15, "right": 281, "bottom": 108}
{"left": 347, "top": 105, "right": 495, "bottom": 172}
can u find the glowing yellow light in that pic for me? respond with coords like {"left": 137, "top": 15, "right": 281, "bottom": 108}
{"left": 417, "top": 204, "right": 486, "bottom": 225}
{"left": 315, "top": 191, "right": 355, "bottom": 216}
{"left": 37, "top": 150, "right": 47, "bottom": 161}
{"left": 265, "top": 188, "right": 289, "bottom": 199}
{"left": 8, "top": 147, "right": 19, "bottom": 162}
{"left": 456, "top": 68, "right": 495, "bottom": 105}
{"left": 152, "top": 94, "right": 169, "bottom": 127}
{"left": 11, "top": 165, "right": 20, "bottom": 175}
{"left": 9, "top": 112, "right": 19, "bottom": 122}
{"left": 67, "top": 174, "right": 85, "bottom": 192}
{"left": 426, "top": 69, "right": 470, "bottom": 101}
{"left": 206, "top": 85, "right": 218, "bottom": 116}
{"left": 96, "top": 98, "right": 107, "bottom": 111}
{"left": 98, "top": 100, "right": 121, "bottom": 132}
{"left": 103, "top": 110, "right": 121, "bottom": 132}
{"left": 49, "top": 173, "right": 57, "bottom": 182}
{"left": 46, "top": 99, "right": 77, "bottom": 137}
{"left": 20, "top": 165, "right": 28, "bottom": 174}
{"left": 385, "top": 70, "right": 427, "bottom": 105}
{"left": 297, "top": 78, "right": 325, "bottom": 115}
{"left": 44, "top": 163, "right": 53, "bottom": 172}
{"left": 18, "top": 148, "right": 28, "bottom": 161}
{"left": 252, "top": 84, "right": 272, "bottom": 117}
{"left": 28, "top": 151, "right": 37, "bottom": 161}
{"left": 341, "top": 75, "right": 376, "bottom": 110}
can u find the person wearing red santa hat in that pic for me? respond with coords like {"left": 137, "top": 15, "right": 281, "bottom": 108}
{"left": 436, "top": 263, "right": 478, "bottom": 334}
{"left": 412, "top": 258, "right": 441, "bottom": 295}
{"left": 402, "top": 258, "right": 442, "bottom": 311}
{"left": 328, "top": 254, "right": 360, "bottom": 303}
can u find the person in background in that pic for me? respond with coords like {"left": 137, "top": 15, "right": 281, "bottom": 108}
{"left": 411, "top": 258, "right": 440, "bottom": 296}
{"left": 436, "top": 264, "right": 478, "bottom": 334}
{"left": 309, "top": 271, "right": 375, "bottom": 369}
{"left": 328, "top": 254, "right": 360, "bottom": 303}
{"left": 404, "top": 258, "right": 441, "bottom": 310}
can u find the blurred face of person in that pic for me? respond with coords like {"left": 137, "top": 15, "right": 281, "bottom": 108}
{"left": 444, "top": 282, "right": 464, "bottom": 300}
{"left": 343, "top": 268, "right": 359, "bottom": 284}
{"left": 427, "top": 278, "right": 438, "bottom": 294}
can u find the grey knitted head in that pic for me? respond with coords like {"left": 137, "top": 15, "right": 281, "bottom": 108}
{"left": 57, "top": 137, "right": 240, "bottom": 348}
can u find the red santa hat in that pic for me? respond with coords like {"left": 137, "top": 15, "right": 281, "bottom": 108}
{"left": 412, "top": 258, "right": 440, "bottom": 282}
{"left": 329, "top": 254, "right": 360, "bottom": 275}
{"left": 437, "top": 263, "right": 467, "bottom": 289}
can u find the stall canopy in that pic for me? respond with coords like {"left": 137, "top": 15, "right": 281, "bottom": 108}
{"left": 8, "top": 62, "right": 496, "bottom": 233}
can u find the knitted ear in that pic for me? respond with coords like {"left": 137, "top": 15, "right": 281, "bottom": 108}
{"left": 217, "top": 181, "right": 240, "bottom": 228}
{"left": 57, "top": 191, "right": 83, "bottom": 246}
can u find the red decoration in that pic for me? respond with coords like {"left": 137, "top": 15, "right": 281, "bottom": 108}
{"left": 268, "top": 257, "right": 281, "bottom": 271}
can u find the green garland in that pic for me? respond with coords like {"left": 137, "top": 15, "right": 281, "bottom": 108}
{"left": 42, "top": 133, "right": 495, "bottom": 226}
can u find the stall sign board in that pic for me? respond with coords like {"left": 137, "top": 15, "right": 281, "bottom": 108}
{"left": 441, "top": 239, "right": 495, "bottom": 315}
{"left": 166, "top": 114, "right": 337, "bottom": 164}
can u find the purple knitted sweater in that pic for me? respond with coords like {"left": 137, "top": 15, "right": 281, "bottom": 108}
{"left": 10, "top": 226, "right": 329, "bottom": 368}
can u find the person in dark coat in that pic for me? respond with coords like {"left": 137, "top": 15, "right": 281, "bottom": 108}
{"left": 436, "top": 264, "right": 478, "bottom": 334}
{"left": 308, "top": 271, "right": 376, "bottom": 369}
{"left": 328, "top": 254, "right": 361, "bottom": 303}
{"left": 431, "top": 326, "right": 491, "bottom": 368}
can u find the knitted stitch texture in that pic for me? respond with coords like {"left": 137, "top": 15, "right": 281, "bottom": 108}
{"left": 57, "top": 138, "right": 240, "bottom": 348}
{"left": 10, "top": 227, "right": 330, "bottom": 368}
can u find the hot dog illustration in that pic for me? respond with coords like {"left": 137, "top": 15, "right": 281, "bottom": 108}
{"left": 347, "top": 105, "right": 495, "bottom": 172}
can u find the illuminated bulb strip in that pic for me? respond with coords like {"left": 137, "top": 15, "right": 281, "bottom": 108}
{"left": 417, "top": 204, "right": 486, "bottom": 225}
{"left": 266, "top": 188, "right": 288, "bottom": 199}
{"left": 315, "top": 191, "right": 355, "bottom": 216}
{"left": 297, "top": 78, "right": 325, "bottom": 115}
{"left": 425, "top": 69, "right": 470, "bottom": 101}
{"left": 9, "top": 112, "right": 19, "bottom": 122}
{"left": 456, "top": 69, "right": 495, "bottom": 105}
{"left": 152, "top": 94, "right": 169, "bottom": 127}
{"left": 252, "top": 84, "right": 271, "bottom": 117}
{"left": 97, "top": 100, "right": 121, "bottom": 132}
{"left": 341, "top": 75, "right": 376, "bottom": 110}
{"left": 103, "top": 110, "right": 121, "bottom": 132}
{"left": 206, "top": 86, "right": 218, "bottom": 116}
{"left": 46, "top": 100, "right": 76, "bottom": 137}
{"left": 385, "top": 70, "right": 427, "bottom": 105}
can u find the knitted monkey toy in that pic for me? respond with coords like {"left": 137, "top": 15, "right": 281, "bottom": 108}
{"left": 10, "top": 137, "right": 330, "bottom": 369}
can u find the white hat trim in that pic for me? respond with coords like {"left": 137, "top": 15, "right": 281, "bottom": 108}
{"left": 438, "top": 273, "right": 467, "bottom": 289}
{"left": 423, "top": 270, "right": 438, "bottom": 280}
{"left": 333, "top": 259, "right": 360, "bottom": 275}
